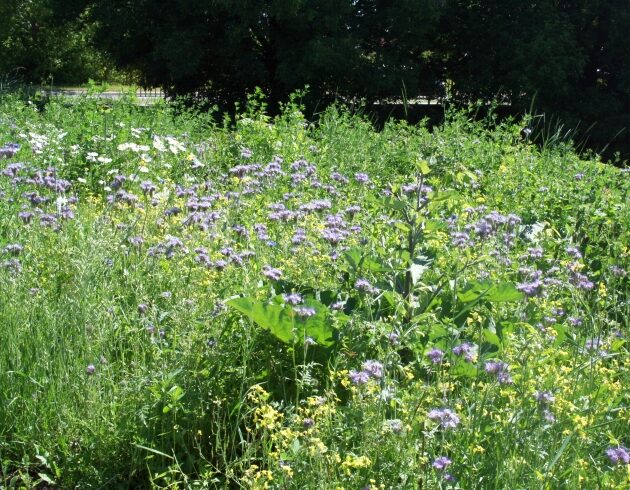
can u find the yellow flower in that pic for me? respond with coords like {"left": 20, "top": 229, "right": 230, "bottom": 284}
{"left": 308, "top": 437, "right": 328, "bottom": 456}
{"left": 280, "top": 464, "right": 294, "bottom": 478}
{"left": 341, "top": 454, "right": 372, "bottom": 474}
{"left": 248, "top": 384, "right": 270, "bottom": 403}
{"left": 255, "top": 404, "right": 283, "bottom": 430}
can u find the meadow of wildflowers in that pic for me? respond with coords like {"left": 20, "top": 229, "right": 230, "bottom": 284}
{"left": 0, "top": 93, "right": 628, "bottom": 488}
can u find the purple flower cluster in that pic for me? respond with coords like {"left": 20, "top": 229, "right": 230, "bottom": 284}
{"left": 449, "top": 208, "right": 522, "bottom": 250}
{"left": 566, "top": 246, "right": 582, "bottom": 259}
{"left": 3, "top": 162, "right": 25, "bottom": 179}
{"left": 3, "top": 243, "right": 23, "bottom": 255}
{"left": 452, "top": 342, "right": 476, "bottom": 362}
{"left": 517, "top": 270, "right": 543, "bottom": 297}
{"left": 426, "top": 348, "right": 445, "bottom": 364}
{"left": 584, "top": 337, "right": 606, "bottom": 355}
{"left": 527, "top": 247, "right": 544, "bottom": 260}
{"left": 147, "top": 236, "right": 186, "bottom": 259}
{"left": 348, "top": 360, "right": 384, "bottom": 385}
{"left": 229, "top": 163, "right": 261, "bottom": 178}
{"left": 383, "top": 418, "right": 404, "bottom": 434}
{"left": 320, "top": 213, "right": 350, "bottom": 244}
{"left": 484, "top": 360, "right": 513, "bottom": 384}
{"left": 140, "top": 180, "right": 157, "bottom": 195}
{"left": 534, "top": 390, "right": 556, "bottom": 422}
{"left": 348, "top": 370, "right": 370, "bottom": 385}
{"left": 534, "top": 391, "right": 555, "bottom": 405}
{"left": 427, "top": 408, "right": 461, "bottom": 430}
{"left": 362, "top": 360, "right": 384, "bottom": 379}
{"left": 262, "top": 265, "right": 282, "bottom": 281}
{"left": 282, "top": 293, "right": 303, "bottom": 305}
{"left": 0, "top": 143, "right": 20, "bottom": 159}
{"left": 609, "top": 265, "right": 627, "bottom": 277}
{"left": 293, "top": 306, "right": 316, "bottom": 318}
{"left": 355, "top": 172, "right": 370, "bottom": 184}
{"left": 606, "top": 447, "right": 630, "bottom": 465}
{"left": 0, "top": 165, "right": 78, "bottom": 232}
{"left": 432, "top": 456, "right": 452, "bottom": 471}
{"left": 450, "top": 231, "right": 472, "bottom": 248}
{"left": 569, "top": 271, "right": 594, "bottom": 291}
{"left": 355, "top": 278, "right": 377, "bottom": 294}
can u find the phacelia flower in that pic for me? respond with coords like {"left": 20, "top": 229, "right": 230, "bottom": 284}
{"left": 349, "top": 370, "right": 370, "bottom": 385}
{"left": 426, "top": 348, "right": 445, "bottom": 364}
{"left": 535, "top": 391, "right": 555, "bottom": 405}
{"left": 262, "top": 265, "right": 282, "bottom": 281}
{"left": 427, "top": 408, "right": 461, "bottom": 430}
{"left": 294, "top": 306, "right": 316, "bottom": 318}
{"left": 355, "top": 172, "right": 370, "bottom": 184}
{"left": 452, "top": 342, "right": 476, "bottom": 362}
{"left": 282, "top": 293, "right": 303, "bottom": 305}
{"left": 484, "top": 360, "right": 513, "bottom": 384}
{"left": 362, "top": 360, "right": 384, "bottom": 379}
{"left": 517, "top": 279, "right": 543, "bottom": 297}
{"left": 605, "top": 446, "right": 630, "bottom": 465}
{"left": 432, "top": 456, "right": 452, "bottom": 471}
{"left": 355, "top": 278, "right": 376, "bottom": 293}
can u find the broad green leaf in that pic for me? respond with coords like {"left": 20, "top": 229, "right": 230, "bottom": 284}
{"left": 382, "top": 196, "right": 408, "bottom": 211}
{"left": 483, "top": 329, "right": 502, "bottom": 348}
{"left": 485, "top": 283, "right": 523, "bottom": 302}
{"left": 451, "top": 360, "right": 478, "bottom": 378}
{"left": 342, "top": 247, "right": 390, "bottom": 273}
{"left": 415, "top": 159, "right": 431, "bottom": 175}
{"left": 458, "top": 281, "right": 522, "bottom": 303}
{"left": 227, "top": 296, "right": 335, "bottom": 346}
{"left": 343, "top": 248, "right": 362, "bottom": 271}
{"left": 430, "top": 190, "right": 460, "bottom": 202}
{"left": 228, "top": 297, "right": 295, "bottom": 343}
{"left": 457, "top": 281, "right": 493, "bottom": 302}
{"left": 424, "top": 219, "right": 447, "bottom": 232}
{"left": 37, "top": 473, "right": 55, "bottom": 485}
{"left": 429, "top": 323, "right": 449, "bottom": 340}
{"left": 410, "top": 263, "right": 429, "bottom": 285}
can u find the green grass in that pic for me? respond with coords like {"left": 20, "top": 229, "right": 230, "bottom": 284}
{"left": 0, "top": 93, "right": 628, "bottom": 489}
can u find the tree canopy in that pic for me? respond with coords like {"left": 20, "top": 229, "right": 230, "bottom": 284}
{"left": 1, "top": 0, "right": 628, "bottom": 159}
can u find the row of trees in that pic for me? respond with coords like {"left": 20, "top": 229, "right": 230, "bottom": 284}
{"left": 2, "top": 1, "right": 629, "bottom": 157}
{"left": 0, "top": 0, "right": 116, "bottom": 84}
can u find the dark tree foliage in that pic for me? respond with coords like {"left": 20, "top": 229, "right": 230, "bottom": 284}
{"left": 441, "top": 0, "right": 584, "bottom": 107}
{"left": 88, "top": 0, "right": 443, "bottom": 110}
{"left": 0, "top": 0, "right": 113, "bottom": 84}
{"left": 561, "top": 0, "right": 630, "bottom": 153}
{"left": 353, "top": 0, "right": 443, "bottom": 101}
{"left": 441, "top": 0, "right": 630, "bottom": 156}
{"left": 1, "top": 0, "right": 629, "bottom": 158}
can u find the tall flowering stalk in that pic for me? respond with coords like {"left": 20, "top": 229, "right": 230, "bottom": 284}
{"left": 400, "top": 159, "right": 432, "bottom": 322}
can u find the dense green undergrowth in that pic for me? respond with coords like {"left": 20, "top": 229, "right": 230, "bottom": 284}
{"left": 0, "top": 94, "right": 628, "bottom": 489}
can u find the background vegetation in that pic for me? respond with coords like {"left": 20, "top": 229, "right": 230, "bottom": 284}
{"left": 1, "top": 0, "right": 629, "bottom": 161}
